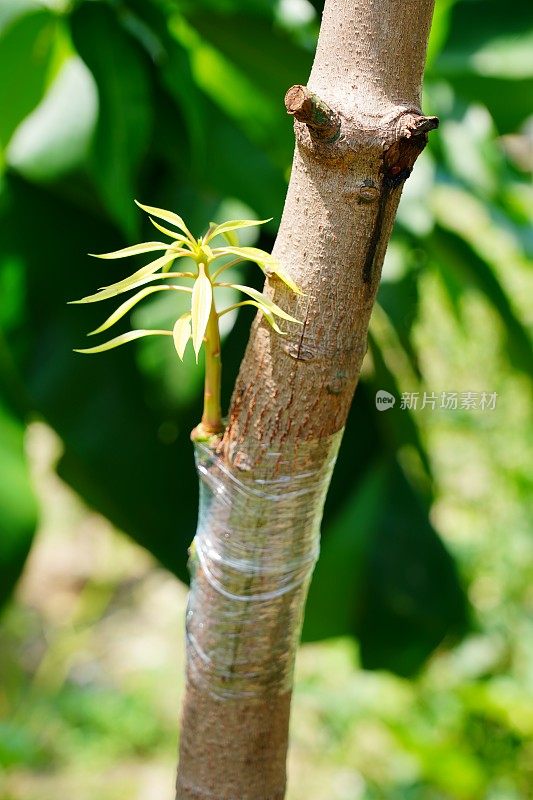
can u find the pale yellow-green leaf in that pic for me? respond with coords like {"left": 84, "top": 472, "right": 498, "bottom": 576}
{"left": 97, "top": 251, "right": 189, "bottom": 290}
{"left": 211, "top": 246, "right": 302, "bottom": 294}
{"left": 190, "top": 264, "right": 213, "bottom": 360}
{"left": 89, "top": 242, "right": 169, "bottom": 260}
{"left": 219, "top": 283, "right": 301, "bottom": 323}
{"left": 223, "top": 229, "right": 239, "bottom": 247}
{"left": 69, "top": 271, "right": 191, "bottom": 306}
{"left": 162, "top": 256, "right": 189, "bottom": 274}
{"left": 74, "top": 329, "right": 172, "bottom": 354}
{"left": 88, "top": 286, "right": 191, "bottom": 336}
{"left": 261, "top": 308, "right": 286, "bottom": 335}
{"left": 199, "top": 243, "right": 215, "bottom": 262}
{"left": 269, "top": 262, "right": 302, "bottom": 295}
{"left": 203, "top": 223, "right": 217, "bottom": 241}
{"left": 135, "top": 200, "right": 195, "bottom": 243}
{"left": 219, "top": 300, "right": 286, "bottom": 334}
{"left": 211, "top": 245, "right": 269, "bottom": 262}
{"left": 210, "top": 256, "right": 246, "bottom": 281}
{"left": 148, "top": 217, "right": 190, "bottom": 244}
{"left": 204, "top": 218, "right": 271, "bottom": 244}
{"left": 69, "top": 253, "right": 185, "bottom": 304}
{"left": 172, "top": 313, "right": 192, "bottom": 361}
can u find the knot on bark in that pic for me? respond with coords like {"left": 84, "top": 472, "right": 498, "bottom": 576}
{"left": 285, "top": 87, "right": 439, "bottom": 173}
{"left": 284, "top": 84, "right": 341, "bottom": 143}
{"left": 362, "top": 111, "right": 439, "bottom": 288}
{"left": 383, "top": 111, "right": 439, "bottom": 188}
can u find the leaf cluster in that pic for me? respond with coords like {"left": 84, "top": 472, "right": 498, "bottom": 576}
{"left": 72, "top": 203, "right": 301, "bottom": 361}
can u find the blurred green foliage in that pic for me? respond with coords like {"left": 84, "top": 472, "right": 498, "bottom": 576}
{"left": 0, "top": 0, "right": 531, "bottom": 683}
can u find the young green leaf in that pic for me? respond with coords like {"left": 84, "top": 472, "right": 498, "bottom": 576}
{"left": 211, "top": 245, "right": 269, "bottom": 263}
{"left": 199, "top": 243, "right": 215, "bottom": 262}
{"left": 89, "top": 242, "right": 170, "bottom": 260}
{"left": 204, "top": 218, "right": 271, "bottom": 244}
{"left": 222, "top": 229, "right": 239, "bottom": 247}
{"left": 211, "top": 256, "right": 246, "bottom": 281}
{"left": 261, "top": 308, "right": 287, "bottom": 335}
{"left": 219, "top": 300, "right": 286, "bottom": 335}
{"left": 190, "top": 263, "right": 213, "bottom": 360}
{"left": 173, "top": 313, "right": 192, "bottom": 360}
{"left": 70, "top": 252, "right": 186, "bottom": 304}
{"left": 74, "top": 329, "right": 172, "bottom": 354}
{"left": 267, "top": 262, "right": 302, "bottom": 296}
{"left": 211, "top": 246, "right": 302, "bottom": 294}
{"left": 135, "top": 200, "right": 195, "bottom": 243}
{"left": 70, "top": 272, "right": 192, "bottom": 307}
{"left": 97, "top": 251, "right": 191, "bottom": 290}
{"left": 148, "top": 217, "right": 190, "bottom": 244}
{"left": 88, "top": 285, "right": 192, "bottom": 336}
{"left": 218, "top": 283, "right": 301, "bottom": 323}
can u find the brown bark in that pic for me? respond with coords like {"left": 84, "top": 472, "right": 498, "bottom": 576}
{"left": 176, "top": 1, "right": 437, "bottom": 797}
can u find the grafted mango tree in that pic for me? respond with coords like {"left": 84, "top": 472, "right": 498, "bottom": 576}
{"left": 177, "top": 1, "right": 439, "bottom": 797}
{"left": 177, "top": 0, "right": 437, "bottom": 800}
{"left": 75, "top": 0, "right": 439, "bottom": 797}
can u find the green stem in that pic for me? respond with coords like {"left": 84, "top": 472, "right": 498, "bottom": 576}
{"left": 201, "top": 299, "right": 223, "bottom": 435}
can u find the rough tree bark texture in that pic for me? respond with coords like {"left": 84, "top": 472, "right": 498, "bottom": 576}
{"left": 176, "top": 1, "right": 437, "bottom": 797}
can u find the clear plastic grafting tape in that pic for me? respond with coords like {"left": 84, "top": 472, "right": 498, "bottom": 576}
{"left": 185, "top": 430, "right": 343, "bottom": 699}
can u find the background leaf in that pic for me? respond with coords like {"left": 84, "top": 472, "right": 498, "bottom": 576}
{"left": 70, "top": 4, "right": 153, "bottom": 237}
{"left": 0, "top": 400, "right": 38, "bottom": 607}
{"left": 0, "top": 8, "right": 58, "bottom": 150}
{"left": 6, "top": 55, "right": 98, "bottom": 183}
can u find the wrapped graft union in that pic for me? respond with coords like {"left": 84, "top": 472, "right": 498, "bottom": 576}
{"left": 186, "top": 432, "right": 343, "bottom": 699}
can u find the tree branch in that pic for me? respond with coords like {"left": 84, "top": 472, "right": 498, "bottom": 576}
{"left": 284, "top": 84, "right": 341, "bottom": 142}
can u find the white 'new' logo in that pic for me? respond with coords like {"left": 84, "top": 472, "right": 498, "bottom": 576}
{"left": 375, "top": 390, "right": 396, "bottom": 411}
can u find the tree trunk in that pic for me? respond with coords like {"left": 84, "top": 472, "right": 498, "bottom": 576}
{"left": 176, "top": 1, "right": 437, "bottom": 797}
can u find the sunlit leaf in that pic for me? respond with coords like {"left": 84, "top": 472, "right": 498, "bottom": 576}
{"left": 212, "top": 244, "right": 272, "bottom": 263}
{"left": 149, "top": 216, "right": 190, "bottom": 244}
{"left": 135, "top": 200, "right": 195, "bottom": 243}
{"left": 70, "top": 253, "right": 186, "bottom": 304}
{"left": 204, "top": 217, "right": 271, "bottom": 243}
{"left": 212, "top": 245, "right": 302, "bottom": 294}
{"left": 211, "top": 256, "right": 246, "bottom": 280}
{"left": 88, "top": 285, "right": 192, "bottom": 336}
{"left": 223, "top": 229, "right": 239, "bottom": 246}
{"left": 89, "top": 241, "right": 171, "bottom": 260}
{"left": 97, "top": 252, "right": 190, "bottom": 288}
{"left": 190, "top": 263, "right": 212, "bottom": 360}
{"left": 199, "top": 243, "right": 215, "bottom": 262}
{"left": 74, "top": 329, "right": 172, "bottom": 354}
{"left": 219, "top": 283, "right": 300, "bottom": 322}
{"left": 173, "top": 313, "right": 192, "bottom": 360}
{"left": 266, "top": 262, "right": 302, "bottom": 295}
{"left": 219, "top": 300, "right": 286, "bottom": 335}
{"left": 70, "top": 272, "right": 190, "bottom": 308}
{"left": 260, "top": 308, "right": 287, "bottom": 335}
